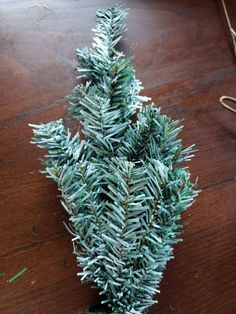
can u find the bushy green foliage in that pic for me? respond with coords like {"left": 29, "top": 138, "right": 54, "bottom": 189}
{"left": 30, "top": 6, "right": 198, "bottom": 314}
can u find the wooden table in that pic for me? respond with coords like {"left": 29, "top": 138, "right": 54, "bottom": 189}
{"left": 1, "top": 1, "right": 235, "bottom": 313}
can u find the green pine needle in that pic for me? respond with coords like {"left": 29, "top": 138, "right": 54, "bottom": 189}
{"left": 8, "top": 268, "right": 28, "bottom": 283}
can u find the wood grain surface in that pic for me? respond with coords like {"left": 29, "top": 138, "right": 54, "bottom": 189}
{"left": 0, "top": 1, "right": 236, "bottom": 313}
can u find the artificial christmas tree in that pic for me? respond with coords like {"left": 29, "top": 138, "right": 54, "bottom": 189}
{"left": 30, "top": 5, "right": 198, "bottom": 314}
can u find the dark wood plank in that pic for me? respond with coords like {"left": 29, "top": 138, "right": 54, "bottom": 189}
{"left": 0, "top": 1, "right": 235, "bottom": 313}
{"left": 1, "top": 236, "right": 99, "bottom": 314}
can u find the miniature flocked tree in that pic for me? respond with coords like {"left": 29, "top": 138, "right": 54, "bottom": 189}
{"left": 30, "top": 6, "right": 198, "bottom": 314}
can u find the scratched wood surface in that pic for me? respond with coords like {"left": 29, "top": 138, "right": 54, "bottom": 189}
{"left": 0, "top": 0, "right": 236, "bottom": 313}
